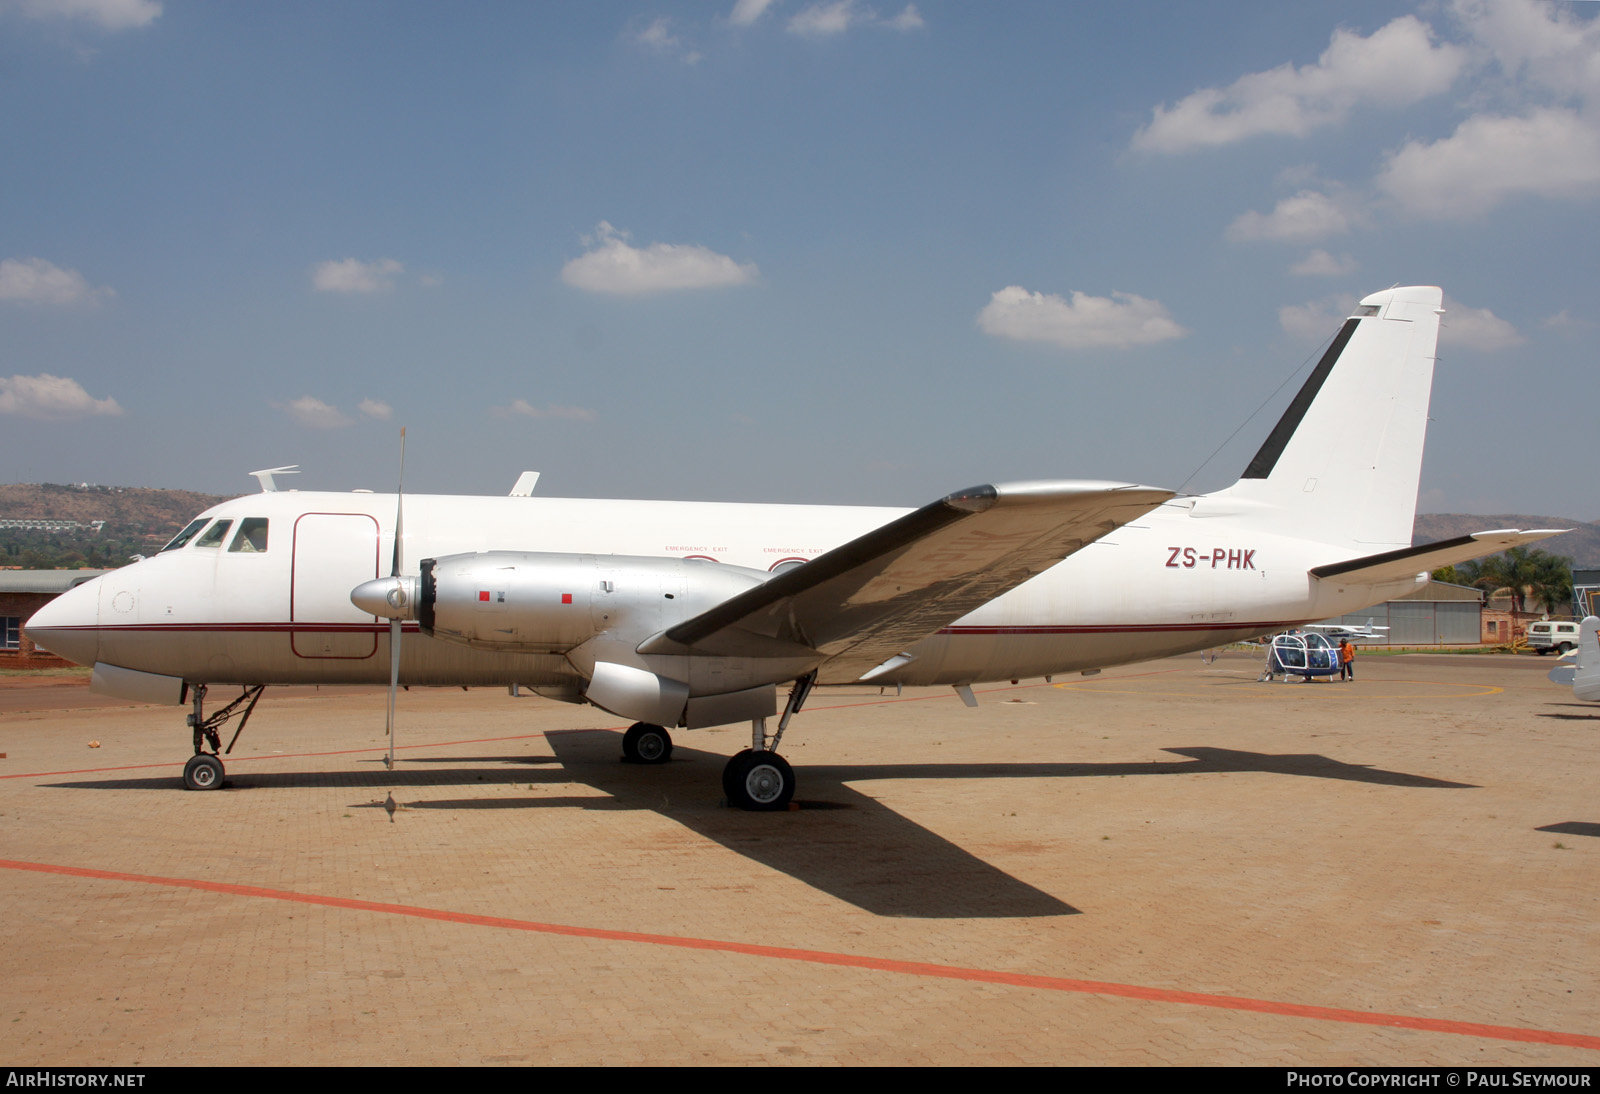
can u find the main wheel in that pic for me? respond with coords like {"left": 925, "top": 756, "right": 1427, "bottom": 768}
{"left": 183, "top": 753, "right": 225, "bottom": 791}
{"left": 621, "top": 723, "right": 673, "bottom": 764}
{"left": 724, "top": 750, "right": 794, "bottom": 811}
{"left": 722, "top": 748, "right": 753, "bottom": 801}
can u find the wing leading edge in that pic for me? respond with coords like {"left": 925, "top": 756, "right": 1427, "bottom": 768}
{"left": 639, "top": 480, "right": 1173, "bottom": 679}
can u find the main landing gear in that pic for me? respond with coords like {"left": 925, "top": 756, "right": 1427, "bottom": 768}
{"left": 181, "top": 683, "right": 265, "bottom": 791}
{"left": 720, "top": 672, "right": 815, "bottom": 811}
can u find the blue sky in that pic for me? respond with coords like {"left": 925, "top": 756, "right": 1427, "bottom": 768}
{"left": 1, "top": 0, "right": 1596, "bottom": 518}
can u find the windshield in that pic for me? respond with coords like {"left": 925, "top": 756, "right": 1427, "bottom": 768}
{"left": 161, "top": 517, "right": 211, "bottom": 553}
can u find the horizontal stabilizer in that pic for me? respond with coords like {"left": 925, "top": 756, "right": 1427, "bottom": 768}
{"left": 1309, "top": 529, "right": 1567, "bottom": 587}
{"left": 639, "top": 480, "right": 1172, "bottom": 676}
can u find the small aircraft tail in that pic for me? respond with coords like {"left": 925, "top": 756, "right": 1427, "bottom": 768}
{"left": 1574, "top": 616, "right": 1600, "bottom": 703}
{"left": 1205, "top": 286, "right": 1443, "bottom": 551}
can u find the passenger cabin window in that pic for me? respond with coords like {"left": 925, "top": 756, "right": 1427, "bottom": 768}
{"left": 161, "top": 518, "right": 210, "bottom": 552}
{"left": 194, "top": 520, "right": 233, "bottom": 549}
{"left": 229, "top": 518, "right": 269, "bottom": 553}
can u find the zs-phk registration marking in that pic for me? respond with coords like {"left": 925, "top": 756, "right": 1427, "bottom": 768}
{"left": 1166, "top": 547, "right": 1257, "bottom": 570}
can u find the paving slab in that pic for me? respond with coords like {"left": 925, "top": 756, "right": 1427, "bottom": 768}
{"left": 1, "top": 652, "right": 1595, "bottom": 1065}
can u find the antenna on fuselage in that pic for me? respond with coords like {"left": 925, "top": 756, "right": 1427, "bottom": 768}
{"left": 249, "top": 465, "right": 300, "bottom": 493}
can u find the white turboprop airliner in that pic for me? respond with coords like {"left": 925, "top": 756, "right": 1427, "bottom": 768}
{"left": 25, "top": 286, "right": 1562, "bottom": 808}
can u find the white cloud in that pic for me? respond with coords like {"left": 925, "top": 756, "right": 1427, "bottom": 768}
{"left": 358, "top": 398, "right": 393, "bottom": 421}
{"left": 1279, "top": 295, "right": 1357, "bottom": 341}
{"left": 728, "top": 0, "right": 776, "bottom": 28}
{"left": 886, "top": 4, "right": 922, "bottom": 31}
{"left": 284, "top": 396, "right": 352, "bottom": 429}
{"left": 629, "top": 16, "right": 702, "bottom": 64}
{"left": 1439, "top": 296, "right": 1522, "bottom": 351}
{"left": 0, "top": 373, "right": 122, "bottom": 419}
{"left": 1289, "top": 249, "right": 1358, "bottom": 277}
{"left": 310, "top": 257, "right": 404, "bottom": 294}
{"left": 0, "top": 257, "right": 114, "bottom": 306}
{"left": 492, "top": 400, "right": 597, "bottom": 422}
{"left": 1227, "top": 190, "right": 1357, "bottom": 243}
{"left": 977, "top": 286, "right": 1188, "bottom": 351}
{"left": 1133, "top": 15, "right": 1465, "bottom": 153}
{"left": 561, "top": 222, "right": 758, "bottom": 296}
{"left": 789, "top": 1, "right": 858, "bottom": 36}
{"left": 1449, "top": 0, "right": 1600, "bottom": 104}
{"left": 1376, "top": 108, "right": 1600, "bottom": 218}
{"left": 1541, "top": 310, "right": 1593, "bottom": 331}
{"left": 9, "top": 0, "right": 161, "bottom": 31}
{"left": 786, "top": 1, "right": 919, "bottom": 36}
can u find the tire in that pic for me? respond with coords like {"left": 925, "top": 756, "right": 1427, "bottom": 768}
{"left": 722, "top": 749, "right": 753, "bottom": 801}
{"left": 725, "top": 750, "right": 794, "bottom": 812}
{"left": 1558, "top": 642, "right": 1574, "bottom": 655}
{"left": 183, "top": 753, "right": 224, "bottom": 791}
{"left": 621, "top": 723, "right": 673, "bottom": 764}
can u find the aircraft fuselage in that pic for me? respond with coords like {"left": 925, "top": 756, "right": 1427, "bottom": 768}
{"left": 30, "top": 488, "right": 1418, "bottom": 691}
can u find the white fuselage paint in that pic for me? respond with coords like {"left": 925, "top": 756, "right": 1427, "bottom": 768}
{"left": 29, "top": 487, "right": 1419, "bottom": 691}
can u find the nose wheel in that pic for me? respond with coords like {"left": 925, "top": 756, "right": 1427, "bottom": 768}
{"left": 183, "top": 753, "right": 225, "bottom": 791}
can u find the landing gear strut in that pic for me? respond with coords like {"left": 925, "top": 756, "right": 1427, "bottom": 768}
{"left": 621, "top": 722, "right": 673, "bottom": 764}
{"left": 182, "top": 683, "right": 265, "bottom": 791}
{"left": 721, "top": 672, "right": 814, "bottom": 811}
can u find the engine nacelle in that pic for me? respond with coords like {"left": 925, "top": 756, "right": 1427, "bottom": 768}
{"left": 419, "top": 551, "right": 770, "bottom": 654}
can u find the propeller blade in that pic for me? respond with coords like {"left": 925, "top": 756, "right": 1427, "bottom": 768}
{"left": 386, "top": 427, "right": 406, "bottom": 773}
{"left": 391, "top": 427, "right": 406, "bottom": 578}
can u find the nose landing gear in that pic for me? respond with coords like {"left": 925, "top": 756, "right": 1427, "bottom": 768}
{"left": 181, "top": 683, "right": 265, "bottom": 790}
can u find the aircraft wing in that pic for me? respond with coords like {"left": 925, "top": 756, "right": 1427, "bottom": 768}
{"left": 1309, "top": 529, "right": 1567, "bottom": 587}
{"left": 638, "top": 480, "right": 1173, "bottom": 679}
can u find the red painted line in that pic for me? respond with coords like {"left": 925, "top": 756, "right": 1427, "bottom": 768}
{"left": 0, "top": 732, "right": 548, "bottom": 780}
{"left": 3, "top": 856, "right": 1595, "bottom": 1051}
{"left": 940, "top": 620, "right": 1308, "bottom": 636}
{"left": 2, "top": 671, "right": 1194, "bottom": 780}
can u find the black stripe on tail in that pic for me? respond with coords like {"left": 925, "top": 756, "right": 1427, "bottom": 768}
{"left": 1240, "top": 317, "right": 1360, "bottom": 480}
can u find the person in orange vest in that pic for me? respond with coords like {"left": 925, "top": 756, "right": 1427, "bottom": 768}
{"left": 1338, "top": 638, "right": 1355, "bottom": 682}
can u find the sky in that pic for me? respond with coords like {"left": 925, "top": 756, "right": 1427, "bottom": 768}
{"left": 1, "top": 0, "right": 1596, "bottom": 517}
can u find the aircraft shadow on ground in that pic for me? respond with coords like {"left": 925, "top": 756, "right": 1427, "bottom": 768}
{"left": 1535, "top": 821, "right": 1600, "bottom": 839}
{"left": 38, "top": 734, "right": 1472, "bottom": 918}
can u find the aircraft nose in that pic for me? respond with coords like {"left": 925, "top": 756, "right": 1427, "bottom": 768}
{"left": 24, "top": 576, "right": 102, "bottom": 668}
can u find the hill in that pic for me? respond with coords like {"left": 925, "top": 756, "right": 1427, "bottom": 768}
{"left": 3, "top": 482, "right": 1595, "bottom": 569}
{"left": 0, "top": 483, "right": 239, "bottom": 568}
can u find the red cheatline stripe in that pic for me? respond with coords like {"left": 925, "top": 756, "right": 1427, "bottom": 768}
{"left": 3, "top": 857, "right": 1595, "bottom": 1051}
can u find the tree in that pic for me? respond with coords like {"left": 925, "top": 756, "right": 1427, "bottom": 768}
{"left": 1459, "top": 548, "right": 1573, "bottom": 616}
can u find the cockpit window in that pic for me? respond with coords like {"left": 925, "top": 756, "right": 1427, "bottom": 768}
{"left": 194, "top": 519, "right": 233, "bottom": 549}
{"left": 228, "top": 518, "right": 269, "bottom": 553}
{"left": 161, "top": 518, "right": 211, "bottom": 553}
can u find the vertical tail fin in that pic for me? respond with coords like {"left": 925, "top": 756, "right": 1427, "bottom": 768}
{"left": 1575, "top": 617, "right": 1600, "bottom": 703}
{"left": 1208, "top": 285, "right": 1443, "bottom": 550}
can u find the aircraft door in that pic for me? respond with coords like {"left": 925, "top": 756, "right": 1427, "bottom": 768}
{"left": 291, "top": 512, "right": 380, "bottom": 659}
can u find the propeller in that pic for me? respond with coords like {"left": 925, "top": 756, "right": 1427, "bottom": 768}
{"left": 385, "top": 428, "right": 406, "bottom": 771}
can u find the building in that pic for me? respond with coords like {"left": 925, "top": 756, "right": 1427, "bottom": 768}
{"left": 0, "top": 570, "right": 110, "bottom": 668}
{"left": 1320, "top": 580, "right": 1485, "bottom": 646}
{"left": 1574, "top": 569, "right": 1600, "bottom": 619}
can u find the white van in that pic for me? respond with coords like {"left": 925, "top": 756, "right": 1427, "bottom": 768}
{"left": 1528, "top": 620, "right": 1581, "bottom": 654}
